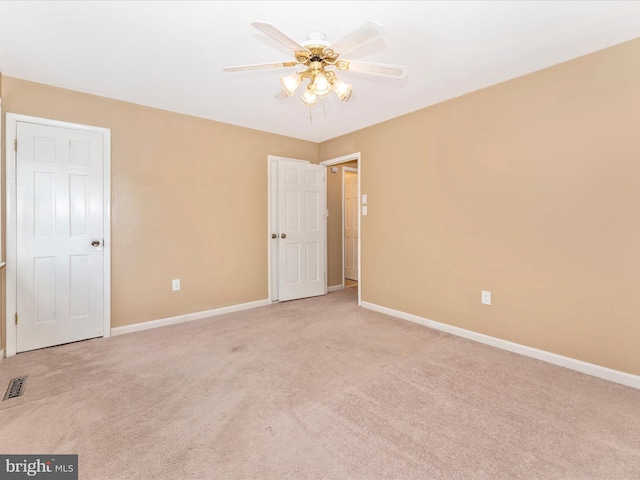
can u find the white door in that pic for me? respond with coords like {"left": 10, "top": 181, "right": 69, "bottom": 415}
{"left": 277, "top": 159, "right": 326, "bottom": 301}
{"left": 16, "top": 121, "right": 105, "bottom": 352}
{"left": 344, "top": 170, "right": 359, "bottom": 281}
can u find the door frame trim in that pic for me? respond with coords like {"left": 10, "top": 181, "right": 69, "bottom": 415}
{"left": 320, "top": 152, "right": 361, "bottom": 306}
{"left": 5, "top": 113, "right": 112, "bottom": 356}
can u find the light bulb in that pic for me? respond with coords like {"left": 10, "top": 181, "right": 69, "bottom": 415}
{"left": 301, "top": 85, "right": 318, "bottom": 106}
{"left": 311, "top": 72, "right": 331, "bottom": 98}
{"left": 331, "top": 78, "right": 353, "bottom": 102}
{"left": 280, "top": 72, "right": 302, "bottom": 97}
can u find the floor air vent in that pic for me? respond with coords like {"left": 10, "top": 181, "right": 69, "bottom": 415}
{"left": 4, "top": 376, "right": 28, "bottom": 400}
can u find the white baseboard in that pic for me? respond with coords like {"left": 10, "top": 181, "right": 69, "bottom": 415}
{"left": 328, "top": 284, "right": 344, "bottom": 293}
{"left": 0, "top": 349, "right": 4, "bottom": 362}
{"left": 111, "top": 299, "right": 270, "bottom": 337}
{"left": 361, "top": 301, "right": 640, "bottom": 390}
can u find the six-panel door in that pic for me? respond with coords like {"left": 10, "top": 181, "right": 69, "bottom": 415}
{"left": 277, "top": 160, "right": 326, "bottom": 301}
{"left": 16, "top": 121, "right": 105, "bottom": 352}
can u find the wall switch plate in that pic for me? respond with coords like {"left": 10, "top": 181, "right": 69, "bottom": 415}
{"left": 362, "top": 194, "right": 368, "bottom": 204}
{"left": 362, "top": 205, "right": 368, "bottom": 216}
{"left": 172, "top": 279, "right": 181, "bottom": 291}
{"left": 481, "top": 290, "right": 491, "bottom": 305}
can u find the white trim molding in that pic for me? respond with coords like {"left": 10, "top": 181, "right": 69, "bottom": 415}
{"left": 319, "top": 152, "right": 361, "bottom": 167}
{"left": 111, "top": 299, "right": 269, "bottom": 336}
{"left": 0, "top": 349, "right": 5, "bottom": 363}
{"left": 361, "top": 301, "right": 640, "bottom": 390}
{"left": 327, "top": 284, "right": 344, "bottom": 293}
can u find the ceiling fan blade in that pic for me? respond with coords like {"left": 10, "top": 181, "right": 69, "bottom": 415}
{"left": 329, "top": 22, "right": 385, "bottom": 55}
{"left": 251, "top": 21, "right": 310, "bottom": 53}
{"left": 223, "top": 61, "right": 298, "bottom": 72}
{"left": 335, "top": 60, "right": 408, "bottom": 79}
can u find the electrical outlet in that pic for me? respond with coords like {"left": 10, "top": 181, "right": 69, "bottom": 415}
{"left": 172, "top": 279, "right": 181, "bottom": 291}
{"left": 481, "top": 290, "right": 491, "bottom": 305}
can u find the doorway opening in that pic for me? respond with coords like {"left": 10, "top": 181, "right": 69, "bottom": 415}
{"left": 320, "top": 153, "right": 361, "bottom": 305}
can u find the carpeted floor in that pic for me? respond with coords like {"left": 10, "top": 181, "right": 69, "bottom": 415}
{"left": 0, "top": 288, "right": 639, "bottom": 479}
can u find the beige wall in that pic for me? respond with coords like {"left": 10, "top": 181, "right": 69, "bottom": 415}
{"left": 321, "top": 37, "right": 640, "bottom": 376}
{"left": 3, "top": 37, "right": 640, "bottom": 378}
{"left": 1, "top": 76, "right": 319, "bottom": 331}
{"left": 326, "top": 161, "right": 358, "bottom": 287}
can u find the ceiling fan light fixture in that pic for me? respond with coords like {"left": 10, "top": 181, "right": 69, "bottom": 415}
{"left": 301, "top": 85, "right": 318, "bottom": 106}
{"left": 280, "top": 72, "right": 302, "bottom": 97}
{"left": 331, "top": 78, "right": 353, "bottom": 102}
{"left": 224, "top": 21, "right": 408, "bottom": 111}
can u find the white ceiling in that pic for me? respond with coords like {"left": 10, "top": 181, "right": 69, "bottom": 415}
{"left": 1, "top": 1, "right": 640, "bottom": 143}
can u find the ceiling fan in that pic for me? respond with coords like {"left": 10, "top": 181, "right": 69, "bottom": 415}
{"left": 223, "top": 21, "right": 409, "bottom": 107}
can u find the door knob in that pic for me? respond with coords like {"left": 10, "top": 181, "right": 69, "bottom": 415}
{"left": 281, "top": 233, "right": 287, "bottom": 239}
{"left": 271, "top": 234, "right": 277, "bottom": 239}
{"left": 91, "top": 240, "right": 101, "bottom": 247}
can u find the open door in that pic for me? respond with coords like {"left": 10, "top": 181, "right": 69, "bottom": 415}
{"left": 269, "top": 157, "right": 327, "bottom": 302}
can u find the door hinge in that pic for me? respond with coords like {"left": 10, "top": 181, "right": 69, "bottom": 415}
{"left": 14, "top": 139, "right": 18, "bottom": 152}
{"left": 15, "top": 313, "right": 18, "bottom": 325}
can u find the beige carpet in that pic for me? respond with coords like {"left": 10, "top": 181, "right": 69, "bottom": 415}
{"left": 1, "top": 288, "right": 639, "bottom": 479}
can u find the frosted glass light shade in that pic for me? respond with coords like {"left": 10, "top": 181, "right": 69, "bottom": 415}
{"left": 280, "top": 73, "right": 302, "bottom": 97}
{"left": 311, "top": 72, "right": 331, "bottom": 97}
{"left": 332, "top": 78, "right": 353, "bottom": 102}
{"left": 301, "top": 85, "right": 318, "bottom": 106}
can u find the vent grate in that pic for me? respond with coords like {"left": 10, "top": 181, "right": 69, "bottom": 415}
{"left": 4, "top": 376, "right": 28, "bottom": 400}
